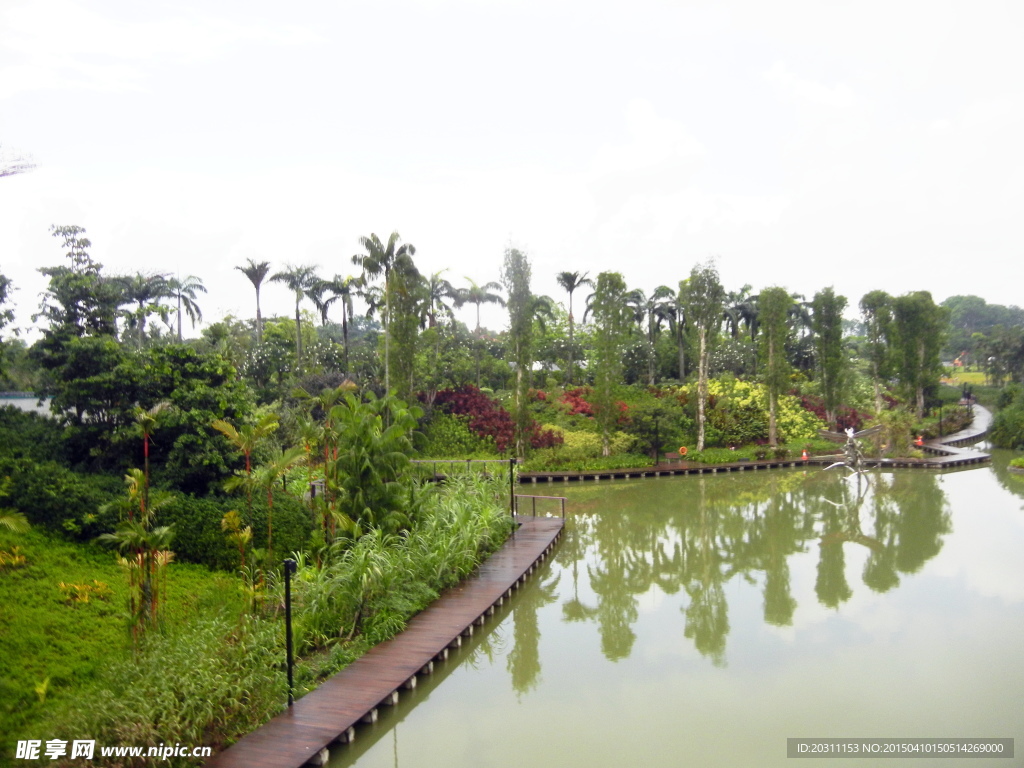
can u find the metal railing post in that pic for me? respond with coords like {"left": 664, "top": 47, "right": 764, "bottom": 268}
{"left": 509, "top": 457, "right": 517, "bottom": 516}
{"left": 284, "top": 558, "right": 297, "bottom": 706}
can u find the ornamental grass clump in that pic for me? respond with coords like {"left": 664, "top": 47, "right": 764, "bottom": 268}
{"left": 290, "top": 473, "right": 514, "bottom": 664}
{"left": 47, "top": 614, "right": 285, "bottom": 762}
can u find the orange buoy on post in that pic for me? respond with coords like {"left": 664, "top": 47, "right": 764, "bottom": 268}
{"left": 915, "top": 435, "right": 924, "bottom": 447}
{"left": 679, "top": 446, "right": 688, "bottom": 456}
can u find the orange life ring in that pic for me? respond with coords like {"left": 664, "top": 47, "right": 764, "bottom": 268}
{"left": 679, "top": 446, "right": 688, "bottom": 456}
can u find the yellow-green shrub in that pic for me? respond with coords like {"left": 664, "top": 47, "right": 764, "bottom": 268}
{"left": 544, "top": 426, "right": 635, "bottom": 459}
{"left": 676, "top": 377, "right": 824, "bottom": 445}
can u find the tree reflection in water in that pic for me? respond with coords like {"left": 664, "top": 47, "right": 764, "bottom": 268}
{"left": 556, "top": 469, "right": 952, "bottom": 667}
{"left": 507, "top": 567, "right": 559, "bottom": 695}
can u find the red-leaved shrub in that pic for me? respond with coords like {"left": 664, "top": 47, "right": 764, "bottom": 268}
{"left": 432, "top": 385, "right": 562, "bottom": 453}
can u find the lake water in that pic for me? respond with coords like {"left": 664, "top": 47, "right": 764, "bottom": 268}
{"left": 329, "top": 451, "right": 1024, "bottom": 767}
{"left": 0, "top": 395, "right": 51, "bottom": 415}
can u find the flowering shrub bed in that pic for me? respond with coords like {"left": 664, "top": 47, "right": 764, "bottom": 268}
{"left": 431, "top": 386, "right": 562, "bottom": 453}
{"left": 798, "top": 394, "right": 870, "bottom": 432}
{"left": 677, "top": 377, "right": 824, "bottom": 446}
{"left": 559, "top": 387, "right": 594, "bottom": 416}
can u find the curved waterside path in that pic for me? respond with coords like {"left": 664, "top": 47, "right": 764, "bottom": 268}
{"left": 519, "top": 406, "right": 993, "bottom": 484}
{"left": 206, "top": 516, "right": 563, "bottom": 768}
{"left": 207, "top": 408, "right": 994, "bottom": 767}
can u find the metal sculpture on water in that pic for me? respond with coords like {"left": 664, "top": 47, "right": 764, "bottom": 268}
{"left": 818, "top": 425, "right": 885, "bottom": 552}
{"left": 819, "top": 425, "right": 882, "bottom": 478}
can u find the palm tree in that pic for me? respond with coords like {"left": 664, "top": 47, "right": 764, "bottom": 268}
{"left": 251, "top": 446, "right": 305, "bottom": 559}
{"left": 454, "top": 278, "right": 505, "bottom": 389}
{"left": 0, "top": 510, "right": 29, "bottom": 532}
{"left": 306, "top": 274, "right": 362, "bottom": 373}
{"left": 352, "top": 232, "right": 417, "bottom": 393}
{"left": 724, "top": 286, "right": 759, "bottom": 374}
{"left": 725, "top": 288, "right": 759, "bottom": 341}
{"left": 665, "top": 283, "right": 687, "bottom": 380}
{"left": 98, "top": 468, "right": 176, "bottom": 641}
{"left": 271, "top": 264, "right": 318, "bottom": 363}
{"left": 626, "top": 286, "right": 675, "bottom": 385}
{"left": 120, "top": 273, "right": 172, "bottom": 347}
{"left": 235, "top": 259, "right": 272, "bottom": 346}
{"left": 420, "top": 270, "right": 457, "bottom": 329}
{"left": 214, "top": 414, "right": 280, "bottom": 520}
{"left": 167, "top": 275, "right": 206, "bottom": 342}
{"left": 556, "top": 271, "right": 593, "bottom": 384}
{"left": 133, "top": 402, "right": 170, "bottom": 509}
{"left": 454, "top": 278, "right": 505, "bottom": 332}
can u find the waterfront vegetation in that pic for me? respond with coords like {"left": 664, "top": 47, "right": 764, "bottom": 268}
{"left": 1, "top": 225, "right": 1023, "bottom": 762}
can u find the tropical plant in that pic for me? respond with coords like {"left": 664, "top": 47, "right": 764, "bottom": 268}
{"left": 502, "top": 248, "right": 534, "bottom": 460}
{"left": 626, "top": 286, "right": 675, "bottom": 385}
{"left": 758, "top": 286, "right": 793, "bottom": 447}
{"left": 419, "top": 270, "right": 457, "bottom": 329}
{"left": 811, "top": 287, "right": 848, "bottom": 428}
{"left": 325, "top": 390, "right": 422, "bottom": 533}
{"left": 248, "top": 446, "right": 305, "bottom": 559}
{"left": 892, "top": 291, "right": 949, "bottom": 418}
{"left": 455, "top": 277, "right": 505, "bottom": 333}
{"left": 860, "top": 290, "right": 894, "bottom": 416}
{"left": 556, "top": 271, "right": 593, "bottom": 385}
{"left": 214, "top": 413, "right": 280, "bottom": 518}
{"left": 455, "top": 277, "right": 506, "bottom": 389}
{"left": 167, "top": 275, "right": 207, "bottom": 342}
{"left": 271, "top": 264, "right": 318, "bottom": 364}
{"left": 133, "top": 401, "right": 171, "bottom": 505}
{"left": 307, "top": 274, "right": 362, "bottom": 371}
{"left": 235, "top": 258, "right": 272, "bottom": 346}
{"left": 587, "top": 272, "right": 631, "bottom": 455}
{"left": 683, "top": 260, "right": 726, "bottom": 451}
{"left": 352, "top": 232, "right": 418, "bottom": 394}
{"left": 97, "top": 468, "right": 176, "bottom": 643}
{"left": 118, "top": 272, "right": 173, "bottom": 347}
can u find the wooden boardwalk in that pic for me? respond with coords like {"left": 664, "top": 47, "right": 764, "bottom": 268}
{"left": 520, "top": 406, "right": 993, "bottom": 484}
{"left": 206, "top": 515, "right": 564, "bottom": 768}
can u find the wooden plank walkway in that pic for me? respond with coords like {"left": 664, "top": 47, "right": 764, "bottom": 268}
{"left": 206, "top": 515, "right": 564, "bottom": 768}
{"left": 519, "top": 406, "right": 993, "bottom": 483}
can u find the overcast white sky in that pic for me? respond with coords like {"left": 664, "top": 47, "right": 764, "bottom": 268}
{"left": 1, "top": 0, "right": 1021, "bottom": 339}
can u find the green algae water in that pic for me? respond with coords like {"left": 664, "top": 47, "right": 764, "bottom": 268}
{"left": 330, "top": 453, "right": 1024, "bottom": 767}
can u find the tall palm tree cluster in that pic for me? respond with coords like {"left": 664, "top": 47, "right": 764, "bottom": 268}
{"left": 72, "top": 270, "right": 209, "bottom": 346}
{"left": 231, "top": 232, "right": 518, "bottom": 397}
{"left": 226, "top": 240, "right": 826, "bottom": 404}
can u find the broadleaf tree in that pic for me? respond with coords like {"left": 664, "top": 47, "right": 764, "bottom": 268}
{"left": 683, "top": 260, "right": 726, "bottom": 451}
{"left": 757, "top": 286, "right": 793, "bottom": 447}
{"left": 502, "top": 247, "right": 533, "bottom": 461}
{"left": 811, "top": 287, "right": 848, "bottom": 429}
{"left": 587, "top": 272, "right": 630, "bottom": 456}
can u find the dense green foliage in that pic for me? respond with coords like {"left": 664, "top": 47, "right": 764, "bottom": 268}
{"left": 0, "top": 527, "right": 243, "bottom": 750}
{"left": 684, "top": 260, "right": 726, "bottom": 451}
{"left": 15, "top": 474, "right": 513, "bottom": 760}
{"left": 588, "top": 272, "right": 631, "bottom": 456}
{"left": 757, "top": 287, "right": 793, "bottom": 446}
{"left": 991, "top": 384, "right": 1024, "bottom": 449}
{"left": 502, "top": 247, "right": 534, "bottom": 460}
{"left": 812, "top": 287, "right": 848, "bottom": 428}
{"left": 1, "top": 218, "right": 1020, "bottom": 760}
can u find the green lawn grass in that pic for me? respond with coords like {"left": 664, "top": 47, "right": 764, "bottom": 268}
{"left": 0, "top": 527, "right": 242, "bottom": 744}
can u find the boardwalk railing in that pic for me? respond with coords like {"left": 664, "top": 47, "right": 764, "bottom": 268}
{"left": 409, "top": 458, "right": 512, "bottom": 475}
{"left": 206, "top": 516, "right": 563, "bottom": 768}
{"left": 410, "top": 458, "right": 518, "bottom": 515}
{"left": 514, "top": 494, "right": 567, "bottom": 519}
